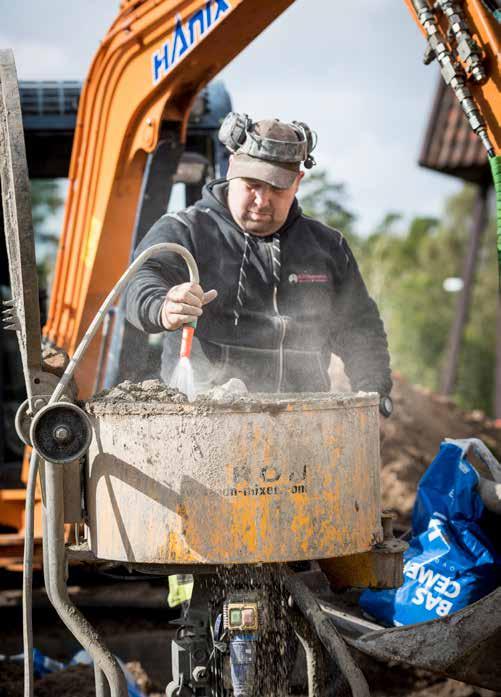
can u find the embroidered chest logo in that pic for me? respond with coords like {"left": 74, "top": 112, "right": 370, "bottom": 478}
{"left": 288, "top": 273, "right": 329, "bottom": 285}
{"left": 152, "top": 0, "right": 231, "bottom": 85}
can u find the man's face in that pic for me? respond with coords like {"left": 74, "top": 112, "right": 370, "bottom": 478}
{"left": 227, "top": 172, "right": 303, "bottom": 237}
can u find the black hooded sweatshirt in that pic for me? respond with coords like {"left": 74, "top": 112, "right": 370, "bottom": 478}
{"left": 125, "top": 179, "right": 392, "bottom": 395}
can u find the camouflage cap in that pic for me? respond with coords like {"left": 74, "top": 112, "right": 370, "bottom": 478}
{"left": 226, "top": 119, "right": 303, "bottom": 190}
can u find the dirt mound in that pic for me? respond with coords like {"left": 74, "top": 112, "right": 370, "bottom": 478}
{"left": 0, "top": 660, "right": 164, "bottom": 697}
{"left": 0, "top": 662, "right": 95, "bottom": 697}
{"left": 1, "top": 656, "right": 497, "bottom": 697}
{"left": 0, "top": 661, "right": 23, "bottom": 697}
{"left": 380, "top": 373, "right": 501, "bottom": 527}
{"left": 354, "top": 651, "right": 498, "bottom": 697}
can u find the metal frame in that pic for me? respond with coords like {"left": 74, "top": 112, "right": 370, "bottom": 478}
{"left": 1, "top": 48, "right": 128, "bottom": 697}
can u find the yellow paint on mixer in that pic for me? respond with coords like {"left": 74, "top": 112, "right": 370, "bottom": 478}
{"left": 85, "top": 393, "right": 382, "bottom": 565}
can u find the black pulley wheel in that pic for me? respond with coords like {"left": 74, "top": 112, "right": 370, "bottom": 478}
{"left": 30, "top": 402, "right": 92, "bottom": 464}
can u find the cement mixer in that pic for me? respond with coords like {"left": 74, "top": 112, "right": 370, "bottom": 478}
{"left": 2, "top": 50, "right": 501, "bottom": 697}
{"left": 18, "top": 239, "right": 393, "bottom": 696}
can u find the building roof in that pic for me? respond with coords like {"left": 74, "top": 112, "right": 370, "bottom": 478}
{"left": 419, "top": 78, "right": 490, "bottom": 186}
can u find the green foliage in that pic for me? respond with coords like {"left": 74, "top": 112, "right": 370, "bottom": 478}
{"left": 299, "top": 170, "right": 357, "bottom": 243}
{"left": 300, "top": 170, "right": 498, "bottom": 415}
{"left": 31, "top": 179, "right": 64, "bottom": 284}
{"left": 455, "top": 225, "right": 497, "bottom": 413}
{"left": 31, "top": 179, "right": 64, "bottom": 227}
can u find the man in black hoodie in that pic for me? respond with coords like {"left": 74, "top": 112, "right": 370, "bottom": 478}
{"left": 125, "top": 115, "right": 393, "bottom": 410}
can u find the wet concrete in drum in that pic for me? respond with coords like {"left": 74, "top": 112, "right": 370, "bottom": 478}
{"left": 89, "top": 378, "right": 373, "bottom": 413}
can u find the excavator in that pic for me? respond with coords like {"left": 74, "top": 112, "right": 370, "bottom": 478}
{"left": 1, "top": 0, "right": 500, "bottom": 695}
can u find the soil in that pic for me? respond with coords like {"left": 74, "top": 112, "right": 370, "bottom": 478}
{"left": 1, "top": 651, "right": 498, "bottom": 697}
{"left": 379, "top": 372, "right": 501, "bottom": 527}
{"left": 0, "top": 659, "right": 164, "bottom": 697}
{"left": 354, "top": 652, "right": 498, "bottom": 697}
{"left": 31, "top": 664, "right": 96, "bottom": 697}
{"left": 0, "top": 662, "right": 23, "bottom": 697}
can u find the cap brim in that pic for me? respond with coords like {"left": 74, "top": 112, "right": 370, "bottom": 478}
{"left": 226, "top": 153, "right": 299, "bottom": 190}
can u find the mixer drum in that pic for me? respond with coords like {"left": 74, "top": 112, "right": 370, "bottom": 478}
{"left": 85, "top": 392, "right": 382, "bottom": 564}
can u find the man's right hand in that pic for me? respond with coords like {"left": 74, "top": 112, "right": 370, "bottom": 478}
{"left": 161, "top": 282, "right": 218, "bottom": 331}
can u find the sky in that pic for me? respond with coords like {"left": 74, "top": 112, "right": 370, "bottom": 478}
{"left": 1, "top": 0, "right": 463, "bottom": 234}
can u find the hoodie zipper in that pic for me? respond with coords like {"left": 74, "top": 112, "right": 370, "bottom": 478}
{"left": 273, "top": 286, "right": 287, "bottom": 393}
{"left": 202, "top": 187, "right": 297, "bottom": 392}
{"left": 266, "top": 237, "right": 287, "bottom": 393}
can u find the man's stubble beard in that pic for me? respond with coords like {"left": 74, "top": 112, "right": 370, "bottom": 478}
{"left": 241, "top": 210, "right": 279, "bottom": 237}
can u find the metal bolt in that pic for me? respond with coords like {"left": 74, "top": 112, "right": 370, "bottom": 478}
{"left": 381, "top": 510, "right": 395, "bottom": 540}
{"left": 53, "top": 425, "right": 72, "bottom": 443}
{"left": 33, "top": 398, "right": 46, "bottom": 410}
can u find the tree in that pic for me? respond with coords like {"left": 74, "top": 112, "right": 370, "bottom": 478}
{"left": 297, "top": 169, "right": 497, "bottom": 415}
{"left": 299, "top": 170, "right": 357, "bottom": 241}
{"left": 30, "top": 179, "right": 65, "bottom": 285}
{"left": 360, "top": 185, "right": 497, "bottom": 414}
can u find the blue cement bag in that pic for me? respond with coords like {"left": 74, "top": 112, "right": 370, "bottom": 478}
{"left": 360, "top": 440, "right": 501, "bottom": 626}
{"left": 32, "top": 648, "right": 65, "bottom": 676}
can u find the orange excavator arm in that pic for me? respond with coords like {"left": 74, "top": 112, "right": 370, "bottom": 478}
{"left": 44, "top": 0, "right": 295, "bottom": 397}
{"left": 403, "top": 0, "right": 500, "bottom": 154}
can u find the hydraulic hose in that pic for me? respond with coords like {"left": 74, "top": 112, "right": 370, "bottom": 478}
{"left": 489, "top": 156, "right": 501, "bottom": 289}
{"left": 410, "top": 1, "right": 500, "bottom": 286}
{"left": 22, "top": 450, "right": 39, "bottom": 697}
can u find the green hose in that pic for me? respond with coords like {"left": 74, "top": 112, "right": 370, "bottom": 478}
{"left": 490, "top": 156, "right": 501, "bottom": 290}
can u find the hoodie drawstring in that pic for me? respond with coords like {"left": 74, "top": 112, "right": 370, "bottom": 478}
{"left": 271, "top": 233, "right": 281, "bottom": 286}
{"left": 233, "top": 233, "right": 281, "bottom": 326}
{"left": 234, "top": 232, "right": 251, "bottom": 326}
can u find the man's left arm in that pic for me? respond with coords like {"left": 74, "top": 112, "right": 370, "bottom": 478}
{"left": 329, "top": 238, "right": 392, "bottom": 398}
